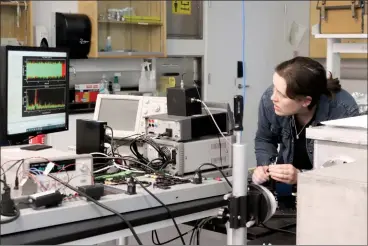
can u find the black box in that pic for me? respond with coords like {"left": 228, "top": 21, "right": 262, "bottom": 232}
{"left": 166, "top": 86, "right": 201, "bottom": 116}
{"left": 76, "top": 119, "right": 106, "bottom": 154}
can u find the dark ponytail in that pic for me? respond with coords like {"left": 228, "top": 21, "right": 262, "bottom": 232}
{"left": 326, "top": 71, "right": 342, "bottom": 95}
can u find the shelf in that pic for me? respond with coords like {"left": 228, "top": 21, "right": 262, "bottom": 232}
{"left": 98, "top": 20, "right": 162, "bottom": 26}
{"left": 332, "top": 43, "right": 367, "bottom": 54}
{"left": 0, "top": 2, "right": 27, "bottom": 6}
{"left": 313, "top": 34, "right": 368, "bottom": 39}
{"left": 98, "top": 51, "right": 164, "bottom": 58}
{"left": 0, "top": 0, "right": 32, "bottom": 46}
{"left": 78, "top": 1, "right": 166, "bottom": 58}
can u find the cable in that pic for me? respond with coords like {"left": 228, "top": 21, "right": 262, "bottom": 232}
{"left": 0, "top": 206, "right": 20, "bottom": 225}
{"left": 92, "top": 156, "right": 158, "bottom": 173}
{"left": 134, "top": 178, "right": 186, "bottom": 245}
{"left": 105, "top": 125, "right": 115, "bottom": 157}
{"left": 196, "top": 163, "right": 232, "bottom": 188}
{"left": 0, "top": 179, "right": 7, "bottom": 186}
{"left": 260, "top": 222, "right": 296, "bottom": 235}
{"left": 193, "top": 86, "right": 223, "bottom": 168}
{"left": 152, "top": 228, "right": 194, "bottom": 245}
{"left": 46, "top": 173, "right": 143, "bottom": 245}
{"left": 191, "top": 99, "right": 231, "bottom": 147}
{"left": 191, "top": 216, "right": 217, "bottom": 245}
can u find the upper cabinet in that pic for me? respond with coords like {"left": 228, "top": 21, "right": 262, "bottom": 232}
{"left": 0, "top": 1, "right": 33, "bottom": 46}
{"left": 309, "top": 1, "right": 367, "bottom": 59}
{"left": 78, "top": 0, "right": 166, "bottom": 58}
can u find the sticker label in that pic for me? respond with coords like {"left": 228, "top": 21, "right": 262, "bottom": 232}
{"left": 172, "top": 0, "right": 191, "bottom": 15}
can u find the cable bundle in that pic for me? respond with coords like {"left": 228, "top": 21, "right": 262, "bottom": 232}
{"left": 129, "top": 135, "right": 172, "bottom": 171}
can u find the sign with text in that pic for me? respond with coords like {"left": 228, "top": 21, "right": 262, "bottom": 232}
{"left": 172, "top": 0, "right": 191, "bottom": 15}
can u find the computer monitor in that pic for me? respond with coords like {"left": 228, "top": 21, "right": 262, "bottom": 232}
{"left": 0, "top": 45, "right": 69, "bottom": 149}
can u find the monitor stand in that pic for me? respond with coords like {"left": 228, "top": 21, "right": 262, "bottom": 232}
{"left": 8, "top": 137, "right": 52, "bottom": 151}
{"left": 20, "top": 145, "right": 52, "bottom": 151}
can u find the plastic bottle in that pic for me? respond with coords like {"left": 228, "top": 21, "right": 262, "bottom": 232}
{"left": 113, "top": 73, "right": 120, "bottom": 93}
{"left": 106, "top": 36, "right": 112, "bottom": 52}
{"left": 138, "top": 62, "right": 149, "bottom": 93}
{"left": 99, "top": 74, "right": 109, "bottom": 94}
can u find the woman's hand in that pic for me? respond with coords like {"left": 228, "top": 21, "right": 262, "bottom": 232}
{"left": 252, "top": 166, "right": 270, "bottom": 184}
{"left": 268, "top": 164, "right": 299, "bottom": 184}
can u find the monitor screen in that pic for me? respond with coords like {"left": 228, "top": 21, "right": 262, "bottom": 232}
{"left": 6, "top": 48, "right": 68, "bottom": 137}
{"left": 97, "top": 98, "right": 139, "bottom": 132}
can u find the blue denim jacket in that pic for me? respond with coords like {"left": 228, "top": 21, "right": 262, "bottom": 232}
{"left": 255, "top": 86, "right": 360, "bottom": 166}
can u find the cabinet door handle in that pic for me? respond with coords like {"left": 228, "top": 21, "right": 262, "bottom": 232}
{"left": 208, "top": 73, "right": 211, "bottom": 84}
{"left": 208, "top": 1, "right": 211, "bottom": 8}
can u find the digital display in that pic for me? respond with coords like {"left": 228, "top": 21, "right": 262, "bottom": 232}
{"left": 29, "top": 159, "right": 76, "bottom": 173}
{"left": 7, "top": 50, "right": 68, "bottom": 136}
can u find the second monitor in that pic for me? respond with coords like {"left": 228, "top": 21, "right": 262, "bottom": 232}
{"left": 93, "top": 94, "right": 167, "bottom": 139}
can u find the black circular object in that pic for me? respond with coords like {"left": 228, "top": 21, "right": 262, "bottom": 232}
{"left": 248, "top": 183, "right": 277, "bottom": 224}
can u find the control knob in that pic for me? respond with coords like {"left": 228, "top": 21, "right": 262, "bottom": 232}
{"left": 155, "top": 105, "right": 161, "bottom": 112}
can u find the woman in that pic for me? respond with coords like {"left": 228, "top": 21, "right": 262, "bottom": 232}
{"left": 252, "top": 56, "right": 359, "bottom": 185}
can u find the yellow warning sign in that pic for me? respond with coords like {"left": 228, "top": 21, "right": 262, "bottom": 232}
{"left": 158, "top": 76, "right": 176, "bottom": 95}
{"left": 172, "top": 0, "right": 191, "bottom": 15}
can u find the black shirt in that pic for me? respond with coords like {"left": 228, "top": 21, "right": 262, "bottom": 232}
{"left": 292, "top": 116, "right": 314, "bottom": 170}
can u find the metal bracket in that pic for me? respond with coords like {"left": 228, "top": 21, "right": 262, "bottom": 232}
{"left": 228, "top": 195, "right": 247, "bottom": 229}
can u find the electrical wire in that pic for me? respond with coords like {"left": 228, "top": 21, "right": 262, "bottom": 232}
{"left": 0, "top": 206, "right": 20, "bottom": 225}
{"left": 196, "top": 163, "right": 232, "bottom": 188}
{"left": 134, "top": 178, "right": 186, "bottom": 244}
{"left": 191, "top": 99, "right": 231, "bottom": 148}
{"left": 0, "top": 166, "right": 6, "bottom": 182}
{"left": 105, "top": 125, "right": 115, "bottom": 157}
{"left": 190, "top": 216, "right": 217, "bottom": 245}
{"left": 0, "top": 180, "right": 21, "bottom": 225}
{"left": 92, "top": 156, "right": 157, "bottom": 173}
{"left": 0, "top": 179, "right": 7, "bottom": 186}
{"left": 45, "top": 173, "right": 143, "bottom": 245}
{"left": 152, "top": 227, "right": 195, "bottom": 245}
{"left": 193, "top": 85, "right": 223, "bottom": 168}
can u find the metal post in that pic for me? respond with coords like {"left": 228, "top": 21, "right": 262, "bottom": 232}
{"left": 227, "top": 95, "right": 247, "bottom": 245}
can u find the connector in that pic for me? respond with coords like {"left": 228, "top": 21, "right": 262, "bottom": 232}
{"left": 191, "top": 98, "right": 200, "bottom": 103}
{"left": 14, "top": 177, "right": 19, "bottom": 190}
{"left": 127, "top": 177, "right": 136, "bottom": 195}
{"left": 192, "top": 171, "right": 202, "bottom": 184}
{"left": 78, "top": 184, "right": 104, "bottom": 200}
{"left": 29, "top": 190, "right": 63, "bottom": 208}
{"left": 1, "top": 186, "right": 17, "bottom": 216}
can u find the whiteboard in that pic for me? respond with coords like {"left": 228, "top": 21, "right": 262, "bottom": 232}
{"left": 321, "top": 115, "right": 367, "bottom": 129}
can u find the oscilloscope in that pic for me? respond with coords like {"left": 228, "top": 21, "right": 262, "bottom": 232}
{"left": 0, "top": 45, "right": 70, "bottom": 148}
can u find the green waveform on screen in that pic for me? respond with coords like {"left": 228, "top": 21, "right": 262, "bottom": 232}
{"left": 26, "top": 61, "right": 65, "bottom": 80}
{"left": 26, "top": 103, "right": 65, "bottom": 111}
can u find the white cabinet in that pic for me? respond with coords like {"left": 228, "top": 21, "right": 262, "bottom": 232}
{"left": 46, "top": 113, "right": 94, "bottom": 152}
{"left": 204, "top": 1, "right": 243, "bottom": 104}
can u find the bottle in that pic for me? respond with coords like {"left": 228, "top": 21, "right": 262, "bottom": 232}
{"left": 138, "top": 62, "right": 149, "bottom": 93}
{"left": 99, "top": 74, "right": 109, "bottom": 94}
{"left": 105, "top": 36, "right": 112, "bottom": 52}
{"left": 113, "top": 73, "right": 120, "bottom": 93}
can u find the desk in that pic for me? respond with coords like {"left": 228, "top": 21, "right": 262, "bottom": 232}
{"left": 0, "top": 196, "right": 226, "bottom": 245}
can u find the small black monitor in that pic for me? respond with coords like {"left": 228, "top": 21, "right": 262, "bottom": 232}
{"left": 0, "top": 45, "right": 70, "bottom": 150}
